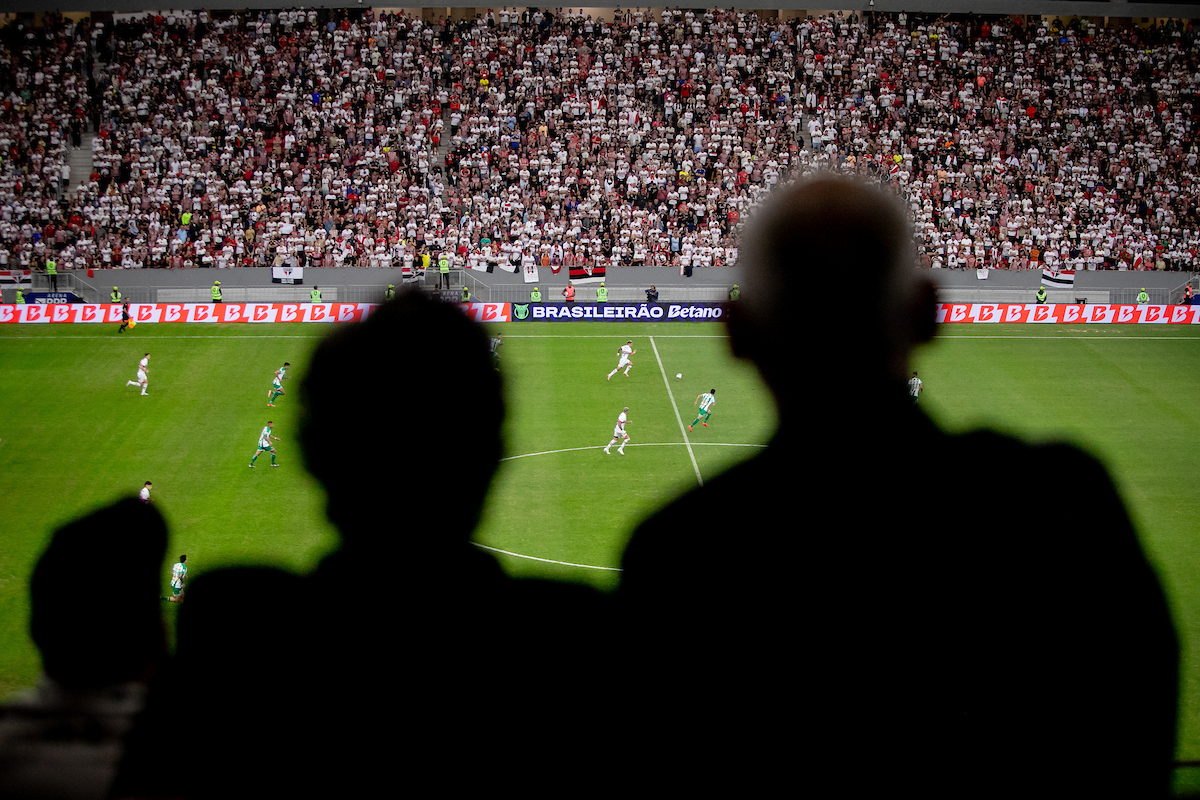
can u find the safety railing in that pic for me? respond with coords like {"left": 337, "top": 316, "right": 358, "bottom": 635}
{"left": 937, "top": 287, "right": 1190, "bottom": 305}
{"left": 476, "top": 283, "right": 735, "bottom": 304}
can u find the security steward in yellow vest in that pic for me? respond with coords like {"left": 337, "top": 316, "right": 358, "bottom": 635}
{"left": 310, "top": 286, "right": 322, "bottom": 302}
{"left": 15, "top": 286, "right": 25, "bottom": 303}
{"left": 1035, "top": 287, "right": 1048, "bottom": 304}
{"left": 111, "top": 287, "right": 122, "bottom": 303}
{"left": 729, "top": 284, "right": 741, "bottom": 301}
{"left": 384, "top": 284, "right": 396, "bottom": 301}
{"left": 462, "top": 286, "right": 471, "bottom": 302}
{"left": 211, "top": 281, "right": 222, "bottom": 303}
{"left": 45, "top": 257, "right": 57, "bottom": 291}
{"left": 530, "top": 287, "right": 542, "bottom": 302}
{"left": 439, "top": 254, "right": 451, "bottom": 290}
{"left": 596, "top": 282, "right": 608, "bottom": 302}
{"left": 1137, "top": 288, "right": 1150, "bottom": 304}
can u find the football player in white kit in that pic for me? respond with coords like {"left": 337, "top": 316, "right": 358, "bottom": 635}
{"left": 126, "top": 352, "right": 150, "bottom": 395}
{"left": 604, "top": 407, "right": 630, "bottom": 455}
{"left": 607, "top": 340, "right": 636, "bottom": 380}
{"left": 908, "top": 371, "right": 923, "bottom": 404}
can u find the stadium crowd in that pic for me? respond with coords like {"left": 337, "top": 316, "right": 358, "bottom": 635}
{"left": 0, "top": 182, "right": 1182, "bottom": 797}
{"left": 0, "top": 7, "right": 1197, "bottom": 274}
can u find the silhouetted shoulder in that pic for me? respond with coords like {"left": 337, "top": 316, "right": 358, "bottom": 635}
{"left": 616, "top": 422, "right": 1177, "bottom": 796}
{"left": 940, "top": 430, "right": 1177, "bottom": 796}
{"left": 114, "top": 567, "right": 310, "bottom": 799}
{"left": 619, "top": 445, "right": 787, "bottom": 594}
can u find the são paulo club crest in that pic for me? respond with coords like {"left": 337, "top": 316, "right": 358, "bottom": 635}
{"left": 513, "top": 303, "right": 530, "bottom": 320}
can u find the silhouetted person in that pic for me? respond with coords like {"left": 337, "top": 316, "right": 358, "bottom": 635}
{"left": 298, "top": 289, "right": 609, "bottom": 787}
{"left": 115, "top": 290, "right": 607, "bottom": 798}
{"left": 616, "top": 175, "right": 1178, "bottom": 796}
{"left": 0, "top": 499, "right": 168, "bottom": 800}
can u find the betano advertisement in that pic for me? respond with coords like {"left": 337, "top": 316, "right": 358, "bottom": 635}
{"left": 1, "top": 302, "right": 1198, "bottom": 324}
{"left": 462, "top": 302, "right": 727, "bottom": 322}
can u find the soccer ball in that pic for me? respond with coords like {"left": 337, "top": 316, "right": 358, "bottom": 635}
{"left": 676, "top": 373, "right": 682, "bottom": 380}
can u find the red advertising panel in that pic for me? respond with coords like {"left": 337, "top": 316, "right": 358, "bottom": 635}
{"left": 460, "top": 302, "right": 512, "bottom": 323}
{"left": 934, "top": 304, "right": 1196, "bottom": 324}
{"left": 2, "top": 302, "right": 1196, "bottom": 326}
{"left": 0, "top": 303, "right": 378, "bottom": 323}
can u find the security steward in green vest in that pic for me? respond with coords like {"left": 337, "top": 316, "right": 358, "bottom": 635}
{"left": 1137, "top": 288, "right": 1149, "bottom": 304}
{"left": 211, "top": 281, "right": 222, "bottom": 303}
{"left": 111, "top": 286, "right": 122, "bottom": 303}
{"left": 596, "top": 282, "right": 608, "bottom": 302}
{"left": 15, "top": 285, "right": 25, "bottom": 303}
{"left": 1035, "top": 287, "right": 1048, "bottom": 304}
{"left": 384, "top": 284, "right": 396, "bottom": 301}
{"left": 438, "top": 253, "right": 451, "bottom": 290}
{"left": 530, "top": 286, "right": 542, "bottom": 302}
{"left": 45, "top": 257, "right": 56, "bottom": 291}
{"left": 729, "top": 284, "right": 740, "bottom": 301}
{"left": 310, "top": 286, "right": 322, "bottom": 302}
{"left": 462, "top": 285, "right": 471, "bottom": 302}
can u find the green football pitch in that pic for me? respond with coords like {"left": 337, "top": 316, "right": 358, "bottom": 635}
{"left": 3, "top": 320, "right": 1200, "bottom": 770}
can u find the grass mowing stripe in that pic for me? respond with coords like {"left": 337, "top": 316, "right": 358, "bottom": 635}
{"left": 473, "top": 543, "right": 623, "bottom": 572}
{"left": 649, "top": 335, "right": 703, "bottom": 486}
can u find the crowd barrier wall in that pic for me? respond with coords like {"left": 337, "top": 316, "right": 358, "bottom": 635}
{"left": 2, "top": 302, "right": 1200, "bottom": 325}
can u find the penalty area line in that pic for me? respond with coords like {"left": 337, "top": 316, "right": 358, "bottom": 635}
{"left": 649, "top": 335, "right": 703, "bottom": 487}
{"left": 473, "top": 543, "right": 623, "bottom": 572}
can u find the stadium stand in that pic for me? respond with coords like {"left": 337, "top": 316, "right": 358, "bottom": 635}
{"left": 0, "top": 8, "right": 1196, "bottom": 279}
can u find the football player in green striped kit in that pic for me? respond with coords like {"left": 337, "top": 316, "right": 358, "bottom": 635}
{"left": 688, "top": 389, "right": 716, "bottom": 431}
{"left": 267, "top": 362, "right": 290, "bottom": 407}
{"left": 249, "top": 421, "right": 280, "bottom": 467}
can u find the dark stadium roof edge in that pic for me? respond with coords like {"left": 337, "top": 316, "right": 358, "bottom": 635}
{"left": 3, "top": 3, "right": 1200, "bottom": 22}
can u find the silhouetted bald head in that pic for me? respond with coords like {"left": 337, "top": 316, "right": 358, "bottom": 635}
{"left": 300, "top": 289, "right": 503, "bottom": 546}
{"left": 732, "top": 175, "right": 935, "bottom": 393}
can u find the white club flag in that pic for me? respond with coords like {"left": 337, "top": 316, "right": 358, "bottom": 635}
{"left": 1041, "top": 268, "right": 1076, "bottom": 288}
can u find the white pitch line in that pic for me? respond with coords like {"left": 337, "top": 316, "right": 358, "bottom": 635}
{"left": 472, "top": 543, "right": 623, "bottom": 572}
{"left": 496, "top": 334, "right": 730, "bottom": 338}
{"left": 501, "top": 442, "right": 766, "bottom": 462}
{"left": 487, "top": 441, "right": 767, "bottom": 572}
{"left": 936, "top": 335, "right": 1200, "bottom": 340}
{"left": 0, "top": 333, "right": 731, "bottom": 341}
{"left": 649, "top": 335, "right": 703, "bottom": 487}
{"left": 8, "top": 334, "right": 1199, "bottom": 341}
{"left": 0, "top": 335, "right": 324, "bottom": 339}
